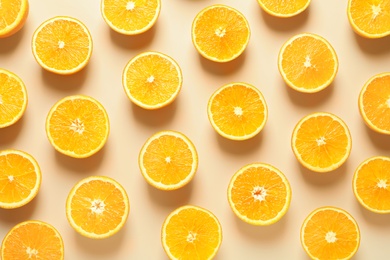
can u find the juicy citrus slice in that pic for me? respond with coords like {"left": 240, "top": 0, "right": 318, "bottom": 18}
{"left": 0, "top": 68, "right": 27, "bottom": 128}
{"left": 32, "top": 16, "right": 92, "bottom": 75}
{"left": 46, "top": 95, "right": 110, "bottom": 158}
{"left": 353, "top": 156, "right": 390, "bottom": 214}
{"left": 192, "top": 4, "right": 250, "bottom": 62}
{"left": 301, "top": 206, "right": 360, "bottom": 260}
{"left": 122, "top": 51, "right": 182, "bottom": 110}
{"left": 101, "top": 0, "right": 160, "bottom": 35}
{"left": 291, "top": 112, "right": 352, "bottom": 172}
{"left": 257, "top": 0, "right": 310, "bottom": 18}
{"left": 161, "top": 205, "right": 222, "bottom": 260}
{"left": 228, "top": 163, "right": 292, "bottom": 225}
{"left": 0, "top": 150, "right": 41, "bottom": 209}
{"left": 348, "top": 0, "right": 390, "bottom": 38}
{"left": 358, "top": 72, "right": 390, "bottom": 135}
{"left": 66, "top": 176, "right": 130, "bottom": 239}
{"left": 208, "top": 82, "right": 268, "bottom": 141}
{"left": 0, "top": 0, "right": 29, "bottom": 38}
{"left": 139, "top": 130, "right": 198, "bottom": 190}
{"left": 278, "top": 33, "right": 338, "bottom": 93}
{"left": 1, "top": 220, "right": 64, "bottom": 260}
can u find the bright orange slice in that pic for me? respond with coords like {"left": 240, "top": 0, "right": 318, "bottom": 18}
{"left": 278, "top": 33, "right": 338, "bottom": 93}
{"left": 66, "top": 176, "right": 130, "bottom": 239}
{"left": 192, "top": 4, "right": 250, "bottom": 62}
{"left": 0, "top": 150, "right": 41, "bottom": 209}
{"left": 353, "top": 156, "right": 390, "bottom": 214}
{"left": 0, "top": 68, "right": 27, "bottom": 128}
{"left": 301, "top": 206, "right": 360, "bottom": 260}
{"left": 358, "top": 72, "right": 390, "bottom": 135}
{"left": 122, "top": 51, "right": 182, "bottom": 110}
{"left": 46, "top": 95, "right": 110, "bottom": 158}
{"left": 161, "top": 205, "right": 222, "bottom": 260}
{"left": 101, "top": 0, "right": 161, "bottom": 35}
{"left": 228, "top": 163, "right": 291, "bottom": 225}
{"left": 291, "top": 112, "right": 352, "bottom": 172}
{"left": 208, "top": 82, "right": 267, "bottom": 141}
{"left": 1, "top": 220, "right": 64, "bottom": 259}
{"left": 139, "top": 130, "right": 198, "bottom": 190}
{"left": 32, "top": 16, "right": 92, "bottom": 75}
{"left": 257, "top": 0, "right": 311, "bottom": 18}
{"left": 0, "top": 0, "right": 29, "bottom": 38}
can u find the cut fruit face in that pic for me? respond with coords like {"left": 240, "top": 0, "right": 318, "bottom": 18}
{"left": 257, "top": 0, "right": 311, "bottom": 18}
{"left": 0, "top": 0, "right": 29, "bottom": 38}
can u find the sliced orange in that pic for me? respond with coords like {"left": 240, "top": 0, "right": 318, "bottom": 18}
{"left": 139, "top": 130, "right": 198, "bottom": 190}
{"left": 353, "top": 156, "right": 390, "bottom": 214}
{"left": 161, "top": 205, "right": 222, "bottom": 260}
{"left": 301, "top": 206, "right": 360, "bottom": 260}
{"left": 257, "top": 0, "right": 311, "bottom": 18}
{"left": 122, "top": 51, "right": 182, "bottom": 110}
{"left": 358, "top": 72, "right": 390, "bottom": 135}
{"left": 291, "top": 112, "right": 352, "bottom": 172}
{"left": 0, "top": 0, "right": 29, "bottom": 38}
{"left": 278, "top": 33, "right": 338, "bottom": 93}
{"left": 101, "top": 0, "right": 160, "bottom": 35}
{"left": 208, "top": 82, "right": 267, "bottom": 141}
{"left": 1, "top": 220, "right": 64, "bottom": 260}
{"left": 228, "top": 163, "right": 291, "bottom": 225}
{"left": 0, "top": 150, "right": 41, "bottom": 209}
{"left": 46, "top": 95, "right": 109, "bottom": 158}
{"left": 32, "top": 16, "right": 92, "bottom": 75}
{"left": 66, "top": 176, "right": 130, "bottom": 239}
{"left": 348, "top": 0, "right": 390, "bottom": 38}
{"left": 192, "top": 4, "right": 250, "bottom": 62}
{"left": 0, "top": 68, "right": 27, "bottom": 128}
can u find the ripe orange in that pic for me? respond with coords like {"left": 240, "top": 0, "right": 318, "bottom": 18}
{"left": 257, "top": 0, "right": 311, "bottom": 18}
{"left": 0, "top": 0, "right": 29, "bottom": 38}
{"left": 192, "top": 4, "right": 250, "bottom": 62}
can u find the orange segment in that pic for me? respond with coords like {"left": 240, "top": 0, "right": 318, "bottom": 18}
{"left": 139, "top": 130, "right": 198, "bottom": 190}
{"left": 66, "top": 176, "right": 130, "bottom": 239}
{"left": 358, "top": 72, "right": 390, "bottom": 135}
{"left": 192, "top": 4, "right": 250, "bottom": 62}
{"left": 101, "top": 0, "right": 160, "bottom": 35}
{"left": 46, "top": 95, "right": 110, "bottom": 158}
{"left": 0, "top": 150, "right": 41, "bottom": 209}
{"left": 1, "top": 220, "right": 64, "bottom": 260}
{"left": 257, "top": 0, "right": 311, "bottom": 17}
{"left": 278, "top": 33, "right": 338, "bottom": 93}
{"left": 0, "top": 0, "right": 29, "bottom": 38}
{"left": 161, "top": 205, "right": 222, "bottom": 260}
{"left": 291, "top": 112, "right": 352, "bottom": 172}
{"left": 353, "top": 156, "right": 390, "bottom": 213}
{"left": 208, "top": 82, "right": 267, "bottom": 141}
{"left": 32, "top": 16, "right": 92, "bottom": 75}
{"left": 122, "top": 51, "right": 182, "bottom": 110}
{"left": 348, "top": 0, "right": 390, "bottom": 38}
{"left": 0, "top": 69, "right": 27, "bottom": 128}
{"left": 301, "top": 207, "right": 360, "bottom": 260}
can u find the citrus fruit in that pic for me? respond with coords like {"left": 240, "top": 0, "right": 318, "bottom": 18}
{"left": 208, "top": 82, "right": 268, "bottom": 141}
{"left": 139, "top": 130, "right": 198, "bottom": 190}
{"left": 101, "top": 0, "right": 160, "bottom": 35}
{"left": 66, "top": 176, "right": 130, "bottom": 239}
{"left": 353, "top": 156, "right": 390, "bottom": 214}
{"left": 257, "top": 0, "right": 311, "bottom": 18}
{"left": 46, "top": 95, "right": 109, "bottom": 158}
{"left": 161, "top": 205, "right": 222, "bottom": 260}
{"left": 347, "top": 0, "right": 390, "bottom": 38}
{"left": 358, "top": 72, "right": 390, "bottom": 135}
{"left": 278, "top": 33, "right": 338, "bottom": 93}
{"left": 122, "top": 51, "right": 182, "bottom": 110}
{"left": 192, "top": 4, "right": 250, "bottom": 62}
{"left": 0, "top": 0, "right": 29, "bottom": 38}
{"left": 1, "top": 220, "right": 64, "bottom": 260}
{"left": 32, "top": 16, "right": 92, "bottom": 75}
{"left": 301, "top": 206, "right": 360, "bottom": 260}
{"left": 291, "top": 112, "right": 352, "bottom": 172}
{"left": 228, "top": 163, "right": 292, "bottom": 225}
{"left": 0, "top": 68, "right": 27, "bottom": 128}
{"left": 0, "top": 149, "right": 41, "bottom": 209}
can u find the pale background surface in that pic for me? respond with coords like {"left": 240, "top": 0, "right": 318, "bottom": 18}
{"left": 1, "top": 0, "right": 390, "bottom": 259}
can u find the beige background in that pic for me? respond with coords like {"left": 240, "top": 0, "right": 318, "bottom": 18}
{"left": 1, "top": 0, "right": 390, "bottom": 259}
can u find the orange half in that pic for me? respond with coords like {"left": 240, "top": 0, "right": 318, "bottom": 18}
{"left": 0, "top": 0, "right": 29, "bottom": 38}
{"left": 257, "top": 0, "right": 311, "bottom": 18}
